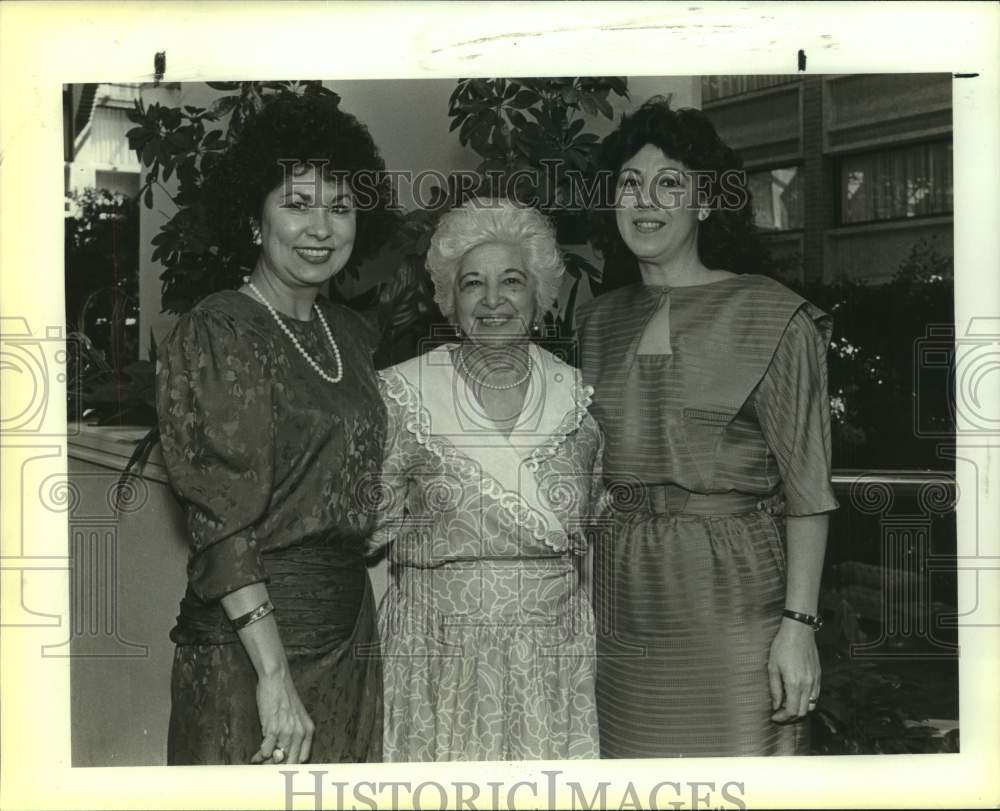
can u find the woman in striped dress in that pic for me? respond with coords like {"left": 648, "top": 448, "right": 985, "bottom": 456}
{"left": 577, "top": 98, "right": 838, "bottom": 757}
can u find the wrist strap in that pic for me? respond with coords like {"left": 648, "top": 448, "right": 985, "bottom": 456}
{"left": 230, "top": 599, "right": 275, "bottom": 631}
{"left": 782, "top": 608, "right": 823, "bottom": 631}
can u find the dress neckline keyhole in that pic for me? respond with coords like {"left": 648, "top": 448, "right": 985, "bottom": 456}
{"left": 635, "top": 291, "right": 674, "bottom": 356}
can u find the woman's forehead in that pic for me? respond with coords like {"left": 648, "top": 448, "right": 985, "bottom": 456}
{"left": 621, "top": 145, "right": 688, "bottom": 173}
{"left": 276, "top": 164, "right": 352, "bottom": 195}
{"left": 460, "top": 242, "right": 525, "bottom": 271}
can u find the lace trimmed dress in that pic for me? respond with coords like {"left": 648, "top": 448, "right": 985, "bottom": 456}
{"left": 156, "top": 290, "right": 385, "bottom": 765}
{"left": 367, "top": 344, "right": 603, "bottom": 762}
{"left": 577, "top": 274, "right": 839, "bottom": 758}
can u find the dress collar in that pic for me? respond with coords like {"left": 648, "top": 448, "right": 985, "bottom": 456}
{"left": 389, "top": 344, "right": 590, "bottom": 530}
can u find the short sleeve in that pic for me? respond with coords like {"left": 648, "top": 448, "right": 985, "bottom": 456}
{"left": 584, "top": 413, "right": 607, "bottom": 519}
{"left": 156, "top": 307, "right": 273, "bottom": 602}
{"left": 754, "top": 306, "right": 840, "bottom": 517}
{"left": 364, "top": 371, "right": 414, "bottom": 554}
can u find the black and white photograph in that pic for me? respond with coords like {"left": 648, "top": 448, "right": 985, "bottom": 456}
{"left": 1, "top": 3, "right": 998, "bottom": 810}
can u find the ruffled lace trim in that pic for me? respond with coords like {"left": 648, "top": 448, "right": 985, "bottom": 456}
{"left": 524, "top": 382, "right": 593, "bottom": 473}
{"left": 379, "top": 368, "right": 574, "bottom": 553}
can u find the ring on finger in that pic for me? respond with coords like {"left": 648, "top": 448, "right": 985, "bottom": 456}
{"left": 272, "top": 746, "right": 286, "bottom": 762}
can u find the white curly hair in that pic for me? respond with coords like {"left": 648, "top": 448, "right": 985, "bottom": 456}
{"left": 425, "top": 198, "right": 565, "bottom": 322}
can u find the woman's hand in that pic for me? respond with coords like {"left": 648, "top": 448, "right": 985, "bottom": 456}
{"left": 771, "top": 514, "right": 828, "bottom": 723}
{"left": 768, "top": 619, "right": 821, "bottom": 722}
{"left": 250, "top": 666, "right": 315, "bottom": 765}
{"left": 220, "top": 583, "right": 315, "bottom": 765}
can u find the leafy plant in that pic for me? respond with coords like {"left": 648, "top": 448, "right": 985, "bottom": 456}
{"left": 342, "top": 77, "right": 635, "bottom": 366}
{"left": 369, "top": 187, "right": 452, "bottom": 367}
{"left": 447, "top": 77, "right": 631, "bottom": 304}
{"left": 448, "top": 77, "right": 626, "bottom": 208}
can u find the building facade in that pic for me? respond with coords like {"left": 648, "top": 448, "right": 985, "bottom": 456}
{"left": 64, "top": 83, "right": 145, "bottom": 199}
{"left": 701, "top": 74, "right": 953, "bottom": 285}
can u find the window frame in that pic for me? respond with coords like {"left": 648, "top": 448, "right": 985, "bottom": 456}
{"left": 701, "top": 75, "right": 801, "bottom": 105}
{"left": 746, "top": 162, "right": 806, "bottom": 234}
{"left": 834, "top": 138, "right": 954, "bottom": 228}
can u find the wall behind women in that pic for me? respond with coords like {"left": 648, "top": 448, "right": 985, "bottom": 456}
{"left": 68, "top": 453, "right": 188, "bottom": 766}
{"left": 138, "top": 76, "right": 699, "bottom": 355}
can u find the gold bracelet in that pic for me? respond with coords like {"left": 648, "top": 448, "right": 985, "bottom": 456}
{"left": 230, "top": 599, "right": 275, "bottom": 631}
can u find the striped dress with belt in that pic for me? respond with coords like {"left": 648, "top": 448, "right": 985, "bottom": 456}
{"left": 577, "top": 274, "right": 839, "bottom": 758}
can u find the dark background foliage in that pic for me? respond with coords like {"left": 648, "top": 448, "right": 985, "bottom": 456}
{"left": 65, "top": 188, "right": 155, "bottom": 425}
{"left": 65, "top": 188, "right": 140, "bottom": 360}
{"left": 782, "top": 236, "right": 955, "bottom": 472}
{"left": 810, "top": 571, "right": 959, "bottom": 755}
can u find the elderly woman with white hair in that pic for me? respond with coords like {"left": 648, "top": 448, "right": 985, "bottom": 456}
{"left": 365, "top": 199, "right": 603, "bottom": 762}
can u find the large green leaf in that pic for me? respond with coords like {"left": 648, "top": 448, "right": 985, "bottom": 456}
{"left": 511, "top": 89, "right": 540, "bottom": 109}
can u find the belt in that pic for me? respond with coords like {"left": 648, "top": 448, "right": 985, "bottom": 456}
{"left": 614, "top": 484, "right": 785, "bottom": 517}
{"left": 172, "top": 537, "right": 367, "bottom": 648}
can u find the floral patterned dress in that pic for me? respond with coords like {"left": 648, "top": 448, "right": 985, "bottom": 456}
{"left": 367, "top": 344, "right": 603, "bottom": 762}
{"left": 156, "top": 290, "right": 385, "bottom": 765}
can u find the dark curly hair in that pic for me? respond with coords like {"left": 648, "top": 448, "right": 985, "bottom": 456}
{"left": 590, "top": 96, "right": 767, "bottom": 291}
{"left": 199, "top": 91, "right": 398, "bottom": 277}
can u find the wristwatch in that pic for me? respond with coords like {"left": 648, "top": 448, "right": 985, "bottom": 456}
{"left": 782, "top": 609, "right": 823, "bottom": 631}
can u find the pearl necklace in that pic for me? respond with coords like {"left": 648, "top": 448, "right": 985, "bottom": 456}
{"left": 456, "top": 344, "right": 533, "bottom": 391}
{"left": 247, "top": 281, "right": 344, "bottom": 384}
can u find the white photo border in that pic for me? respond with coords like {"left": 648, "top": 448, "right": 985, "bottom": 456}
{"left": 1, "top": 2, "right": 997, "bottom": 809}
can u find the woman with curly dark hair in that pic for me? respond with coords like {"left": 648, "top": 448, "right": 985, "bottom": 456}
{"left": 156, "top": 90, "right": 395, "bottom": 764}
{"left": 577, "top": 98, "right": 837, "bottom": 757}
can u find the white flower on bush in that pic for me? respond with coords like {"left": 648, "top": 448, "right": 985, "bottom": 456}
{"left": 832, "top": 336, "right": 860, "bottom": 359}
{"left": 830, "top": 389, "right": 847, "bottom": 423}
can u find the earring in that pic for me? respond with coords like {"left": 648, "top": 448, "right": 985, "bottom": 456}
{"left": 531, "top": 320, "right": 542, "bottom": 335}
{"left": 250, "top": 220, "right": 262, "bottom": 246}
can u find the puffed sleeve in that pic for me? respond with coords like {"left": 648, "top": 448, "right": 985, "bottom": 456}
{"left": 754, "top": 306, "right": 840, "bottom": 517}
{"left": 364, "top": 370, "right": 413, "bottom": 554}
{"left": 156, "top": 307, "right": 273, "bottom": 602}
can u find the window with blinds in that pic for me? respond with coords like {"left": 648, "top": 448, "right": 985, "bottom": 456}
{"left": 840, "top": 142, "right": 953, "bottom": 225}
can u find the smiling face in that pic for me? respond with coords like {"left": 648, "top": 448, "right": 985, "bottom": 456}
{"left": 614, "top": 143, "right": 702, "bottom": 269}
{"left": 453, "top": 242, "right": 538, "bottom": 344}
{"left": 256, "top": 163, "right": 357, "bottom": 291}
